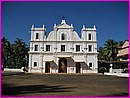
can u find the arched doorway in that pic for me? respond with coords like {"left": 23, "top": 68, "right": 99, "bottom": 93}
{"left": 59, "top": 58, "right": 67, "bottom": 73}
{"left": 76, "top": 62, "right": 81, "bottom": 73}
{"left": 45, "top": 62, "right": 50, "bottom": 73}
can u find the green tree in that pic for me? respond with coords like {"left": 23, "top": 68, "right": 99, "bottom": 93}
{"left": 98, "top": 47, "right": 105, "bottom": 60}
{"left": 2, "top": 37, "right": 29, "bottom": 68}
{"left": 2, "top": 37, "right": 12, "bottom": 68}
{"left": 99, "top": 67, "right": 108, "bottom": 74}
{"left": 118, "top": 41, "right": 124, "bottom": 46}
{"left": 104, "top": 39, "right": 118, "bottom": 61}
{"left": 12, "top": 38, "right": 29, "bottom": 68}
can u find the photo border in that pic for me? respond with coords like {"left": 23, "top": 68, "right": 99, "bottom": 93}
{"left": 0, "top": 0, "right": 129, "bottom": 98}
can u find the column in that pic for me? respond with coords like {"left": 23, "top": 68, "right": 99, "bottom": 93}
{"left": 43, "top": 61, "right": 45, "bottom": 73}
{"left": 109, "top": 64, "right": 113, "bottom": 73}
{"left": 56, "top": 57, "right": 59, "bottom": 73}
{"left": 28, "top": 54, "right": 32, "bottom": 72}
{"left": 81, "top": 63, "right": 83, "bottom": 73}
{"left": 40, "top": 55, "right": 43, "bottom": 73}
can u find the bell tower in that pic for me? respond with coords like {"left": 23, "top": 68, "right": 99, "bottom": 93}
{"left": 30, "top": 24, "right": 46, "bottom": 41}
{"left": 81, "top": 25, "right": 96, "bottom": 41}
{"left": 30, "top": 24, "right": 46, "bottom": 52}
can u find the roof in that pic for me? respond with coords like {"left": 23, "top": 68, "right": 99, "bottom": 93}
{"left": 122, "top": 40, "right": 129, "bottom": 48}
{"left": 47, "top": 19, "right": 80, "bottom": 41}
{"left": 118, "top": 40, "right": 129, "bottom": 49}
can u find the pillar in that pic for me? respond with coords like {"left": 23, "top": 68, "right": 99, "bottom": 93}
{"left": 28, "top": 54, "right": 32, "bottom": 72}
{"left": 40, "top": 55, "right": 43, "bottom": 73}
{"left": 109, "top": 63, "right": 113, "bottom": 73}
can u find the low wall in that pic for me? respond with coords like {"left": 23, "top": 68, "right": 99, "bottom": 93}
{"left": 112, "top": 69, "right": 123, "bottom": 73}
{"left": 4, "top": 68, "right": 24, "bottom": 72}
{"left": 104, "top": 73, "right": 129, "bottom": 77}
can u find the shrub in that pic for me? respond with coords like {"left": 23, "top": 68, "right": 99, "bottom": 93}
{"left": 99, "top": 67, "right": 108, "bottom": 74}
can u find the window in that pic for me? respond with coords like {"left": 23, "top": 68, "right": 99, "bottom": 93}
{"left": 34, "top": 45, "right": 38, "bottom": 51}
{"left": 61, "top": 45, "right": 65, "bottom": 52}
{"left": 76, "top": 45, "right": 80, "bottom": 52}
{"left": 36, "top": 33, "right": 39, "bottom": 39}
{"left": 34, "top": 62, "right": 37, "bottom": 67}
{"left": 88, "top": 34, "right": 91, "bottom": 40}
{"left": 89, "top": 63, "right": 92, "bottom": 67}
{"left": 88, "top": 45, "right": 92, "bottom": 52}
{"left": 61, "top": 33, "right": 65, "bottom": 40}
{"left": 46, "top": 45, "right": 50, "bottom": 51}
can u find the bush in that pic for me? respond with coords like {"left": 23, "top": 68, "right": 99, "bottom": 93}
{"left": 99, "top": 67, "right": 108, "bottom": 74}
{"left": 122, "top": 68, "right": 129, "bottom": 73}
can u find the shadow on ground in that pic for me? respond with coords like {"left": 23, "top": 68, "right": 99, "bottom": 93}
{"left": 2, "top": 84, "right": 75, "bottom": 96}
{"left": 104, "top": 93, "right": 129, "bottom": 97}
{"left": 2, "top": 72, "right": 25, "bottom": 76}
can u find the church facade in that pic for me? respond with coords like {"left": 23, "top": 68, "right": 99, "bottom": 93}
{"left": 28, "top": 19, "right": 98, "bottom": 73}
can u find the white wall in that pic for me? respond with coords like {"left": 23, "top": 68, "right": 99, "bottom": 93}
{"left": 29, "top": 21, "right": 98, "bottom": 73}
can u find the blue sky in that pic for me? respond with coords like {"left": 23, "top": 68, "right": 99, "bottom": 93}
{"left": 2, "top": 2, "right": 128, "bottom": 48}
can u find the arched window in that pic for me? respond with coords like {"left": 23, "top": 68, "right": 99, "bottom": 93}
{"left": 36, "top": 33, "right": 39, "bottom": 39}
{"left": 61, "top": 33, "right": 65, "bottom": 40}
{"left": 89, "top": 62, "right": 92, "bottom": 67}
{"left": 88, "top": 45, "right": 92, "bottom": 52}
{"left": 88, "top": 34, "right": 91, "bottom": 40}
{"left": 34, "top": 62, "right": 37, "bottom": 67}
{"left": 34, "top": 45, "right": 38, "bottom": 51}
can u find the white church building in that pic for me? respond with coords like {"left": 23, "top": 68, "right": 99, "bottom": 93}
{"left": 28, "top": 19, "right": 98, "bottom": 73}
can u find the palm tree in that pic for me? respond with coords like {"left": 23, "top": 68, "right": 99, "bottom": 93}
{"left": 12, "top": 38, "right": 29, "bottom": 68}
{"left": 104, "top": 39, "right": 118, "bottom": 61}
{"left": 118, "top": 41, "right": 124, "bottom": 46}
{"left": 2, "top": 37, "right": 29, "bottom": 68}
{"left": 2, "top": 37, "right": 12, "bottom": 68}
{"left": 98, "top": 47, "right": 105, "bottom": 60}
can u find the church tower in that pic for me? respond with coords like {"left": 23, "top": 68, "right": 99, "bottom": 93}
{"left": 81, "top": 25, "right": 96, "bottom": 41}
{"left": 30, "top": 24, "right": 46, "bottom": 52}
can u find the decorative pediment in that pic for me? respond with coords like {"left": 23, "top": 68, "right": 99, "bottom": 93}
{"left": 54, "top": 19, "right": 73, "bottom": 29}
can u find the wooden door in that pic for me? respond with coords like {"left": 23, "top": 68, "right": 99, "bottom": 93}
{"left": 45, "top": 62, "right": 50, "bottom": 73}
{"left": 76, "top": 62, "right": 81, "bottom": 73}
{"left": 59, "top": 58, "right": 67, "bottom": 73}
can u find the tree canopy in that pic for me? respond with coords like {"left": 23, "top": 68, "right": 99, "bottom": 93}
{"left": 98, "top": 39, "right": 124, "bottom": 61}
{"left": 2, "top": 37, "right": 29, "bottom": 68}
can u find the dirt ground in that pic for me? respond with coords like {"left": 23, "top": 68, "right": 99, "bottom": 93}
{"left": 2, "top": 72, "right": 129, "bottom": 96}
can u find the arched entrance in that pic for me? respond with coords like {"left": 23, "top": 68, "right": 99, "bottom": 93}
{"left": 45, "top": 62, "right": 50, "bottom": 73}
{"left": 76, "top": 62, "right": 81, "bottom": 73}
{"left": 59, "top": 58, "right": 67, "bottom": 73}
